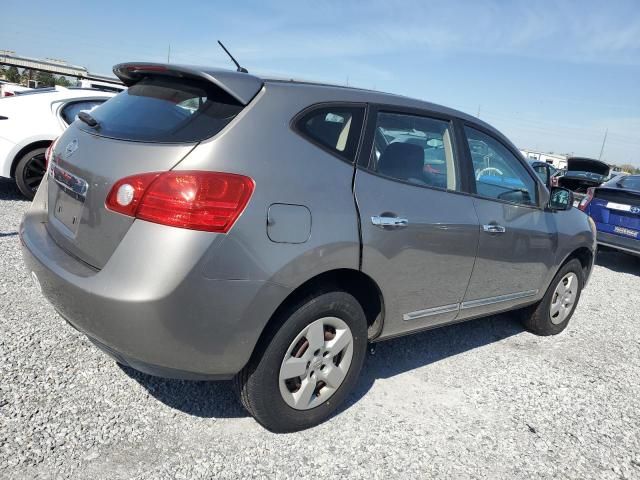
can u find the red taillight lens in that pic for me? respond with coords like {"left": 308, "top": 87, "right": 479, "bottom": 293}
{"left": 105, "top": 172, "right": 160, "bottom": 217}
{"left": 44, "top": 137, "right": 60, "bottom": 171}
{"left": 106, "top": 171, "right": 254, "bottom": 233}
{"left": 578, "top": 187, "right": 595, "bottom": 212}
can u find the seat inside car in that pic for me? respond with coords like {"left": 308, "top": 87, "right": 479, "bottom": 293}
{"left": 378, "top": 142, "right": 426, "bottom": 185}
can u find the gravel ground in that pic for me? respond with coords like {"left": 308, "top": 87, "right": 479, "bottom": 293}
{"left": 1, "top": 177, "right": 639, "bottom": 479}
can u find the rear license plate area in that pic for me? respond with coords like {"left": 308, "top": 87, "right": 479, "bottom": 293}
{"left": 54, "top": 190, "right": 85, "bottom": 235}
{"left": 51, "top": 162, "right": 88, "bottom": 235}
{"left": 607, "top": 201, "right": 632, "bottom": 212}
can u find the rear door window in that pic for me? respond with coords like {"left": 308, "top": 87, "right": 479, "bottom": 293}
{"left": 80, "top": 76, "right": 243, "bottom": 143}
{"left": 295, "top": 106, "right": 365, "bottom": 162}
{"left": 369, "top": 111, "right": 458, "bottom": 190}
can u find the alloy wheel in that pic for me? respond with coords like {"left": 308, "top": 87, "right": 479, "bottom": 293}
{"left": 22, "top": 152, "right": 47, "bottom": 193}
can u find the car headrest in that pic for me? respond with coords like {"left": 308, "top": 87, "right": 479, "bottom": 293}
{"left": 310, "top": 120, "right": 343, "bottom": 149}
{"left": 378, "top": 142, "right": 424, "bottom": 182}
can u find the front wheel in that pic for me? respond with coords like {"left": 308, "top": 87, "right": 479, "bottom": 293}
{"left": 522, "top": 258, "right": 584, "bottom": 336}
{"left": 234, "top": 291, "right": 367, "bottom": 432}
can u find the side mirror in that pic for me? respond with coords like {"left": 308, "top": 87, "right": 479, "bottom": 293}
{"left": 548, "top": 187, "right": 574, "bottom": 211}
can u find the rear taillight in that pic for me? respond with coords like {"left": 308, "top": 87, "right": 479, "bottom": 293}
{"left": 578, "top": 187, "right": 595, "bottom": 212}
{"left": 44, "top": 137, "right": 60, "bottom": 171}
{"left": 106, "top": 171, "right": 255, "bottom": 233}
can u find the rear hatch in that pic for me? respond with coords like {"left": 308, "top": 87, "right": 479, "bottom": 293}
{"left": 45, "top": 64, "right": 262, "bottom": 269}
{"left": 559, "top": 157, "right": 610, "bottom": 194}
{"left": 590, "top": 184, "right": 640, "bottom": 238}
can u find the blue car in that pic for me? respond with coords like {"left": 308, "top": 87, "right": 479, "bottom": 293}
{"left": 580, "top": 174, "right": 640, "bottom": 256}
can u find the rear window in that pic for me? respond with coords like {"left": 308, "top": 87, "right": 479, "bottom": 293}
{"left": 615, "top": 176, "right": 640, "bottom": 191}
{"left": 594, "top": 188, "right": 640, "bottom": 207}
{"left": 80, "top": 76, "right": 243, "bottom": 143}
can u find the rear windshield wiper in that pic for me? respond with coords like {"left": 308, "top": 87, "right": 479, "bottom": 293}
{"left": 78, "top": 111, "right": 99, "bottom": 128}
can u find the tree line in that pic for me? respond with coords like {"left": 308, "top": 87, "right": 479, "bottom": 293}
{"left": 0, "top": 65, "right": 74, "bottom": 87}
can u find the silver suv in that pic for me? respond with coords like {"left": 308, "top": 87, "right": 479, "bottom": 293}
{"left": 20, "top": 63, "right": 596, "bottom": 432}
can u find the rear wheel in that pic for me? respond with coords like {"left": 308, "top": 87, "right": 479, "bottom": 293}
{"left": 522, "top": 258, "right": 584, "bottom": 336}
{"left": 234, "top": 291, "right": 367, "bottom": 432}
{"left": 15, "top": 147, "right": 47, "bottom": 200}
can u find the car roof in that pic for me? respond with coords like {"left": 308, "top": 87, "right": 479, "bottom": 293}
{"left": 262, "top": 76, "right": 491, "bottom": 126}
{"left": 0, "top": 88, "right": 115, "bottom": 118}
{"left": 1, "top": 87, "right": 114, "bottom": 102}
{"left": 114, "top": 62, "right": 513, "bottom": 148}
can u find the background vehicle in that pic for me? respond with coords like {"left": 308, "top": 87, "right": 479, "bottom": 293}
{"left": 0, "top": 81, "right": 32, "bottom": 97}
{"left": 551, "top": 167, "right": 565, "bottom": 187}
{"left": 604, "top": 170, "right": 628, "bottom": 182}
{"left": 75, "top": 79, "right": 126, "bottom": 93}
{"left": 579, "top": 174, "right": 640, "bottom": 256}
{"left": 558, "top": 157, "right": 610, "bottom": 205}
{"left": 0, "top": 86, "right": 115, "bottom": 198}
{"left": 528, "top": 159, "right": 559, "bottom": 188}
{"left": 21, "top": 63, "right": 595, "bottom": 432}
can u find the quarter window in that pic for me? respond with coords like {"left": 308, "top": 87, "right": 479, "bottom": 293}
{"left": 296, "top": 106, "right": 364, "bottom": 162}
{"left": 369, "top": 112, "right": 457, "bottom": 190}
{"left": 465, "top": 126, "right": 537, "bottom": 205}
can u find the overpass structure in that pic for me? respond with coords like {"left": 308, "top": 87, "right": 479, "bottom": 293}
{"left": 0, "top": 50, "right": 122, "bottom": 85}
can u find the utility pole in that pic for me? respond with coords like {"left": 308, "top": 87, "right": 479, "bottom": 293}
{"left": 167, "top": 44, "right": 171, "bottom": 64}
{"left": 477, "top": 105, "right": 481, "bottom": 118}
{"left": 598, "top": 128, "right": 608, "bottom": 160}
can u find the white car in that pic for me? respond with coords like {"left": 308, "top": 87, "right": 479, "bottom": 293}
{"left": 0, "top": 86, "right": 115, "bottom": 198}
{"left": 0, "top": 81, "right": 32, "bottom": 97}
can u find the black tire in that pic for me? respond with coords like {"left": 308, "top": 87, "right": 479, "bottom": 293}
{"left": 234, "top": 290, "right": 367, "bottom": 433}
{"left": 15, "top": 147, "right": 48, "bottom": 200}
{"left": 522, "top": 258, "right": 584, "bottom": 336}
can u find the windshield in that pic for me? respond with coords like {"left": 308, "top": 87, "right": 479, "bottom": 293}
{"left": 79, "top": 76, "right": 243, "bottom": 143}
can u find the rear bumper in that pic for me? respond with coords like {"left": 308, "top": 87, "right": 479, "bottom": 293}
{"left": 597, "top": 230, "right": 640, "bottom": 256}
{"left": 20, "top": 204, "right": 291, "bottom": 379}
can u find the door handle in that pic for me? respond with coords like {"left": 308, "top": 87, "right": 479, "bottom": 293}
{"left": 371, "top": 216, "right": 409, "bottom": 229}
{"left": 482, "top": 224, "right": 506, "bottom": 234}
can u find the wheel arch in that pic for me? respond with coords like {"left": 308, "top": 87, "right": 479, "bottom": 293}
{"left": 249, "top": 268, "right": 385, "bottom": 365}
{"left": 10, "top": 139, "right": 53, "bottom": 178}
{"left": 559, "top": 246, "right": 594, "bottom": 285}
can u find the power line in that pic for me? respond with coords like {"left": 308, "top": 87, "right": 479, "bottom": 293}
{"left": 598, "top": 128, "right": 608, "bottom": 160}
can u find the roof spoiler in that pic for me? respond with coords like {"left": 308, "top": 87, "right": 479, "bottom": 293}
{"left": 113, "top": 62, "right": 263, "bottom": 105}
